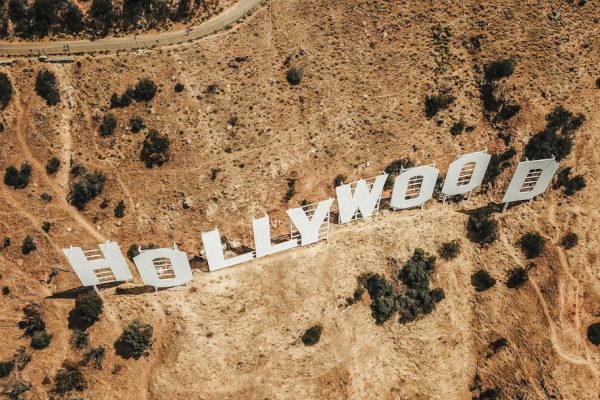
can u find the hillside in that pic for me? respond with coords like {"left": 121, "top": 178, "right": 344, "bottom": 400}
{"left": 0, "top": 0, "right": 599, "bottom": 398}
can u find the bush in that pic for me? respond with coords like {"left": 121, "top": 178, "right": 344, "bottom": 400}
{"left": 140, "top": 130, "right": 170, "bottom": 168}
{"left": 560, "top": 233, "right": 578, "bottom": 249}
{"left": 0, "top": 359, "right": 14, "bottom": 378}
{"left": 174, "top": 83, "right": 185, "bottom": 92}
{"left": 130, "top": 116, "right": 144, "bottom": 133}
{"left": 41, "top": 221, "right": 51, "bottom": 233}
{"left": 467, "top": 210, "right": 498, "bottom": 246}
{"left": 424, "top": 93, "right": 455, "bottom": 118}
{"left": 450, "top": 120, "right": 465, "bottom": 136}
{"left": 114, "top": 200, "right": 126, "bottom": 218}
{"left": 333, "top": 174, "right": 346, "bottom": 187}
{"left": 2, "top": 378, "right": 30, "bottom": 400}
{"left": 18, "top": 306, "right": 45, "bottom": 336}
{"left": 53, "top": 361, "right": 86, "bottom": 394}
{"left": 82, "top": 346, "right": 105, "bottom": 369}
{"left": 68, "top": 292, "right": 103, "bottom": 331}
{"left": 45, "top": 157, "right": 60, "bottom": 175}
{"left": 518, "top": 232, "right": 545, "bottom": 259}
{"left": 284, "top": 178, "right": 296, "bottom": 202}
{"left": 399, "top": 248, "right": 436, "bottom": 290}
{"left": 2, "top": 286, "right": 9, "bottom": 296}
{"left": 68, "top": 171, "right": 106, "bottom": 210}
{"left": 587, "top": 322, "right": 600, "bottom": 345}
{"left": 506, "top": 267, "right": 528, "bottom": 289}
{"left": 525, "top": 106, "right": 585, "bottom": 161}
{"left": 286, "top": 67, "right": 303, "bottom": 85}
{"left": 438, "top": 240, "right": 460, "bottom": 260}
{"left": 4, "top": 162, "right": 32, "bottom": 189}
{"left": 489, "top": 338, "right": 508, "bottom": 354}
{"left": 476, "top": 388, "right": 501, "bottom": 400}
{"left": 115, "top": 320, "right": 153, "bottom": 359}
{"left": 99, "top": 113, "right": 117, "bottom": 137}
{"left": 12, "top": 347, "right": 31, "bottom": 370}
{"left": 127, "top": 243, "right": 158, "bottom": 260}
{"left": 70, "top": 330, "right": 88, "bottom": 350}
{"left": 564, "top": 175, "right": 586, "bottom": 196}
{"left": 483, "top": 147, "right": 515, "bottom": 185}
{"left": 383, "top": 158, "right": 414, "bottom": 189}
{"left": 596, "top": 78, "right": 600, "bottom": 89}
{"left": 110, "top": 89, "right": 134, "bottom": 108}
{"left": 484, "top": 59, "right": 515, "bottom": 81}
{"left": 134, "top": 78, "right": 157, "bottom": 102}
{"left": 21, "top": 235, "right": 37, "bottom": 255}
{"left": 63, "top": 3, "right": 84, "bottom": 33}
{"left": 31, "top": 329, "right": 52, "bottom": 349}
{"left": 471, "top": 270, "right": 496, "bottom": 291}
{"left": 35, "top": 70, "right": 60, "bottom": 106}
{"left": 301, "top": 325, "right": 322, "bottom": 346}
{"left": 360, "top": 273, "right": 397, "bottom": 324}
{"left": 0, "top": 72, "right": 13, "bottom": 109}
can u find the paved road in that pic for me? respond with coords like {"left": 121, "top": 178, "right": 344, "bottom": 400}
{"left": 0, "top": 0, "right": 264, "bottom": 57}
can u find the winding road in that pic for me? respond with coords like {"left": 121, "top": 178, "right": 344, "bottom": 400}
{"left": 0, "top": 0, "right": 264, "bottom": 57}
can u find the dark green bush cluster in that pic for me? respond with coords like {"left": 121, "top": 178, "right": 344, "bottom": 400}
{"left": 99, "top": 113, "right": 117, "bottom": 137}
{"left": 6, "top": 0, "right": 84, "bottom": 37}
{"left": 560, "top": 232, "right": 578, "bottom": 249}
{"left": 588, "top": 322, "right": 600, "bottom": 345}
{"left": 0, "top": 359, "right": 14, "bottom": 378}
{"left": 518, "top": 232, "right": 545, "bottom": 259}
{"left": 424, "top": 93, "right": 455, "bottom": 118}
{"left": 384, "top": 158, "right": 414, "bottom": 189}
{"left": 484, "top": 59, "right": 515, "bottom": 81}
{"left": 478, "top": 59, "right": 520, "bottom": 122}
{"left": 115, "top": 320, "right": 153, "bottom": 359}
{"left": 45, "top": 157, "right": 60, "bottom": 175}
{"left": 68, "top": 171, "right": 106, "bottom": 210}
{"left": 35, "top": 69, "right": 60, "bottom": 106}
{"left": 4, "top": 162, "right": 32, "bottom": 189}
{"left": 466, "top": 209, "right": 499, "bottom": 246}
{"left": 21, "top": 235, "right": 37, "bottom": 255}
{"left": 286, "top": 67, "right": 303, "bottom": 85}
{"left": 31, "top": 330, "right": 53, "bottom": 349}
{"left": 111, "top": 78, "right": 157, "bottom": 108}
{"left": 471, "top": 269, "right": 496, "bottom": 292}
{"left": 525, "top": 106, "right": 585, "bottom": 161}
{"left": 333, "top": 174, "right": 346, "bottom": 188}
{"left": 174, "top": 83, "right": 185, "bottom": 93}
{"left": 129, "top": 116, "right": 145, "bottom": 133}
{"left": 474, "top": 388, "right": 501, "bottom": 400}
{"left": 53, "top": 361, "right": 86, "bottom": 394}
{"left": 450, "top": 120, "right": 465, "bottom": 136}
{"left": 483, "top": 147, "right": 515, "bottom": 185}
{"left": 506, "top": 267, "right": 528, "bottom": 289}
{"left": 438, "top": 240, "right": 460, "bottom": 260}
{"left": 2, "top": 378, "right": 31, "bottom": 400}
{"left": 0, "top": 72, "right": 13, "bottom": 109}
{"left": 553, "top": 167, "right": 586, "bottom": 196}
{"left": 360, "top": 273, "right": 397, "bottom": 324}
{"left": 301, "top": 325, "right": 322, "bottom": 346}
{"left": 68, "top": 292, "right": 103, "bottom": 331}
{"left": 114, "top": 200, "right": 126, "bottom": 218}
{"left": 18, "top": 304, "right": 52, "bottom": 349}
{"left": 140, "top": 130, "right": 170, "bottom": 168}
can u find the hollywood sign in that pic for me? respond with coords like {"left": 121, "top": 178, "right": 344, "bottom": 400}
{"left": 62, "top": 150, "right": 559, "bottom": 291}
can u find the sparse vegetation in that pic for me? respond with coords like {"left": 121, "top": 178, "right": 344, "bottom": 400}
{"left": 286, "top": 67, "right": 304, "bottom": 85}
{"left": 506, "top": 267, "right": 528, "bottom": 289}
{"left": 45, "top": 157, "right": 60, "bottom": 175}
{"left": 518, "top": 232, "right": 545, "bottom": 259}
{"left": 450, "top": 120, "right": 465, "bottom": 136}
{"left": 2, "top": 378, "right": 31, "bottom": 400}
{"left": 438, "top": 240, "right": 460, "bottom": 260}
{"left": 0, "top": 72, "right": 13, "bottom": 109}
{"left": 301, "top": 325, "right": 322, "bottom": 346}
{"left": 471, "top": 270, "right": 496, "bottom": 292}
{"left": 82, "top": 346, "right": 105, "bottom": 369}
{"left": 70, "top": 329, "right": 88, "bottom": 350}
{"left": 489, "top": 338, "right": 508, "bottom": 354}
{"left": 21, "top": 235, "right": 37, "bottom": 255}
{"left": 68, "top": 292, "right": 103, "bottom": 331}
{"left": 2, "top": 286, "right": 9, "bottom": 296}
{"left": 384, "top": 158, "right": 414, "bottom": 189}
{"left": 53, "top": 361, "right": 86, "bottom": 394}
{"left": 115, "top": 320, "right": 153, "bottom": 359}
{"left": 114, "top": 200, "right": 126, "bottom": 218}
{"left": 35, "top": 69, "right": 60, "bottom": 106}
{"left": 41, "top": 221, "right": 52, "bottom": 233}
{"left": 4, "top": 162, "right": 32, "bottom": 189}
{"left": 560, "top": 232, "right": 578, "bottom": 249}
{"left": 0, "top": 359, "right": 14, "bottom": 378}
{"left": 424, "top": 93, "right": 455, "bottom": 118}
{"left": 284, "top": 179, "right": 296, "bottom": 202}
{"left": 99, "top": 113, "right": 117, "bottom": 137}
{"left": 466, "top": 210, "right": 498, "bottom": 246}
{"left": 68, "top": 171, "right": 106, "bottom": 210}
{"left": 130, "top": 116, "right": 145, "bottom": 133}
{"left": 483, "top": 147, "right": 515, "bottom": 185}
{"left": 140, "top": 130, "right": 170, "bottom": 168}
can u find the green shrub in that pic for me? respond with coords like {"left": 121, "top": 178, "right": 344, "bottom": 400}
{"left": 53, "top": 361, "right": 86, "bottom": 394}
{"left": 114, "top": 200, "right": 125, "bottom": 218}
{"left": 525, "top": 106, "right": 585, "bottom": 161}
{"left": 489, "top": 337, "right": 508, "bottom": 354}
{"left": 450, "top": 120, "right": 465, "bottom": 136}
{"left": 301, "top": 325, "right": 322, "bottom": 346}
{"left": 484, "top": 59, "right": 515, "bottom": 81}
{"left": 438, "top": 240, "right": 460, "bottom": 260}
{"left": 140, "top": 130, "right": 170, "bottom": 168}
{"left": 360, "top": 273, "right": 397, "bottom": 324}
{"left": 115, "top": 320, "right": 153, "bottom": 359}
{"left": 21, "top": 235, "right": 37, "bottom": 255}
{"left": 383, "top": 158, "right": 414, "bottom": 189}
{"left": 0, "top": 72, "right": 13, "bottom": 109}
{"left": 587, "top": 322, "right": 600, "bottom": 345}
{"left": 471, "top": 269, "right": 496, "bottom": 292}
{"left": 13, "top": 347, "right": 31, "bottom": 370}
{"left": 424, "top": 93, "right": 455, "bottom": 118}
{"left": 398, "top": 248, "right": 436, "bottom": 289}
{"left": 127, "top": 243, "right": 158, "bottom": 260}
{"left": 4, "top": 162, "right": 32, "bottom": 189}
{"left": 70, "top": 330, "right": 88, "bottom": 350}
{"left": 284, "top": 179, "right": 296, "bottom": 202}
{"left": 174, "top": 83, "right": 185, "bottom": 92}
{"left": 0, "top": 359, "right": 14, "bottom": 378}
{"left": 518, "top": 232, "right": 546, "bottom": 259}
{"left": 31, "top": 329, "right": 52, "bottom": 349}
{"left": 476, "top": 388, "right": 501, "bottom": 400}
{"left": 82, "top": 346, "right": 105, "bottom": 369}
{"left": 506, "top": 267, "right": 528, "bottom": 289}
{"left": 68, "top": 171, "right": 106, "bottom": 210}
{"left": 286, "top": 67, "right": 303, "bottom": 85}
{"left": 561, "top": 233, "right": 578, "bottom": 249}
{"left": 466, "top": 210, "right": 498, "bottom": 246}
{"left": 2, "top": 286, "right": 9, "bottom": 296}
{"left": 130, "top": 116, "right": 144, "bottom": 133}
{"left": 333, "top": 174, "right": 346, "bottom": 187}
{"left": 110, "top": 89, "right": 134, "bottom": 108}
{"left": 45, "top": 157, "right": 60, "bottom": 175}
{"left": 2, "top": 378, "right": 30, "bottom": 400}
{"left": 68, "top": 292, "right": 103, "bottom": 331}
{"left": 41, "top": 221, "right": 51, "bottom": 233}
{"left": 134, "top": 78, "right": 157, "bottom": 102}
{"left": 99, "top": 113, "right": 117, "bottom": 137}
{"left": 564, "top": 175, "right": 586, "bottom": 196}
{"left": 35, "top": 70, "right": 60, "bottom": 106}
{"left": 18, "top": 306, "right": 45, "bottom": 336}
{"left": 483, "top": 147, "right": 515, "bottom": 185}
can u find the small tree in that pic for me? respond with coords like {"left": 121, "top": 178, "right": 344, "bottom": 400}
{"left": 45, "top": 157, "right": 60, "bottom": 175}
{"left": 301, "top": 325, "right": 322, "bottom": 346}
{"left": 4, "top": 162, "right": 32, "bottom": 189}
{"left": 286, "top": 67, "right": 303, "bottom": 85}
{"left": 0, "top": 72, "right": 13, "bottom": 109}
{"left": 561, "top": 233, "right": 578, "bottom": 249}
{"left": 99, "top": 113, "right": 117, "bottom": 137}
{"left": 115, "top": 320, "right": 153, "bottom": 359}
{"left": 467, "top": 210, "right": 498, "bottom": 246}
{"left": 63, "top": 3, "right": 84, "bottom": 33}
{"left": 35, "top": 70, "right": 60, "bottom": 106}
{"left": 471, "top": 270, "right": 496, "bottom": 292}
{"left": 438, "top": 240, "right": 460, "bottom": 260}
{"left": 174, "top": 83, "right": 185, "bottom": 92}
{"left": 140, "top": 130, "right": 170, "bottom": 168}
{"left": 114, "top": 200, "right": 126, "bottom": 218}
{"left": 506, "top": 267, "right": 528, "bottom": 289}
{"left": 518, "top": 232, "right": 545, "bottom": 259}
{"left": 587, "top": 322, "right": 600, "bottom": 345}
{"left": 53, "top": 361, "right": 86, "bottom": 394}
{"left": 68, "top": 171, "right": 106, "bottom": 210}
{"left": 130, "top": 116, "right": 144, "bottom": 133}
{"left": 0, "top": 359, "right": 14, "bottom": 378}
{"left": 484, "top": 59, "right": 515, "bottom": 81}
{"left": 333, "top": 174, "right": 346, "bottom": 187}
{"left": 21, "top": 235, "right": 37, "bottom": 255}
{"left": 134, "top": 78, "right": 157, "bottom": 102}
{"left": 383, "top": 158, "right": 414, "bottom": 189}
{"left": 68, "top": 292, "right": 103, "bottom": 331}
{"left": 424, "top": 93, "right": 455, "bottom": 118}
{"left": 2, "top": 286, "right": 9, "bottom": 296}
{"left": 31, "top": 329, "right": 52, "bottom": 349}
